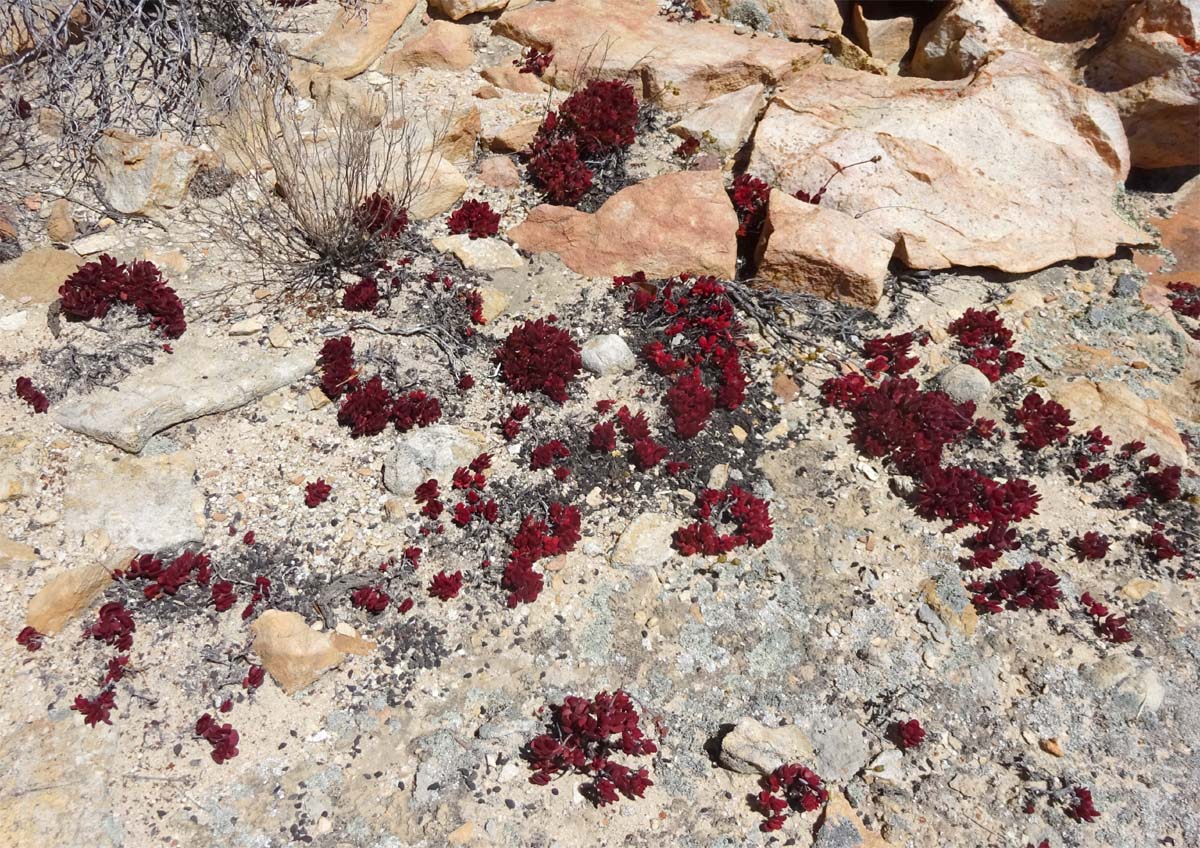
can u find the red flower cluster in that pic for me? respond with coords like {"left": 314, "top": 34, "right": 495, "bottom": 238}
{"left": 429, "top": 570, "right": 463, "bottom": 601}
{"left": 605, "top": 405, "right": 669, "bottom": 470}
{"left": 1066, "top": 786, "right": 1101, "bottom": 822}
{"left": 1080, "top": 593, "right": 1132, "bottom": 643}
{"left": 502, "top": 503, "right": 581, "bottom": 606}
{"left": 447, "top": 200, "right": 501, "bottom": 239}
{"left": 1014, "top": 392, "right": 1073, "bottom": 450}
{"left": 342, "top": 277, "right": 380, "bottom": 311}
{"left": 355, "top": 191, "right": 408, "bottom": 240}
{"left": 196, "top": 713, "right": 240, "bottom": 764}
{"left": 673, "top": 485, "right": 773, "bottom": 556}
{"left": 756, "top": 763, "right": 829, "bottom": 832}
{"left": 524, "top": 79, "right": 638, "bottom": 205}
{"left": 968, "top": 561, "right": 1063, "bottom": 614}
{"left": 16, "top": 625, "right": 43, "bottom": 651}
{"left": 305, "top": 479, "right": 331, "bottom": 507}
{"left": 73, "top": 690, "right": 117, "bottom": 727}
{"left": 891, "top": 718, "right": 926, "bottom": 750}
{"left": 514, "top": 47, "right": 552, "bottom": 76}
{"left": 85, "top": 602, "right": 135, "bottom": 651}
{"left": 525, "top": 690, "right": 656, "bottom": 806}
{"left": 15, "top": 377, "right": 48, "bottom": 413}
{"left": 1070, "top": 532, "right": 1110, "bottom": 561}
{"left": 495, "top": 318, "right": 581, "bottom": 403}
{"left": 58, "top": 254, "right": 186, "bottom": 338}
{"left": 351, "top": 584, "right": 390, "bottom": 613}
{"left": 946, "top": 308, "right": 1023, "bottom": 381}
{"left": 730, "top": 173, "right": 770, "bottom": 238}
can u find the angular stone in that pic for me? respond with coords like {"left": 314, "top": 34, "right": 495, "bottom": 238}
{"left": 477, "top": 155, "right": 522, "bottom": 188}
{"left": 669, "top": 83, "right": 765, "bottom": 158}
{"left": 91, "top": 130, "right": 216, "bottom": 217}
{"left": 611, "top": 513, "right": 678, "bottom": 569}
{"left": 25, "top": 549, "right": 133, "bottom": 634}
{"left": 719, "top": 716, "right": 816, "bottom": 775}
{"left": 379, "top": 19, "right": 475, "bottom": 74}
{"left": 0, "top": 537, "right": 38, "bottom": 565}
{"left": 749, "top": 53, "right": 1147, "bottom": 273}
{"left": 0, "top": 246, "right": 81, "bottom": 303}
{"left": 251, "top": 610, "right": 375, "bottom": 695}
{"left": 62, "top": 453, "right": 205, "bottom": 553}
{"left": 1049, "top": 379, "right": 1189, "bottom": 467}
{"left": 509, "top": 170, "right": 738, "bottom": 279}
{"left": 581, "top": 334, "right": 635, "bottom": 375}
{"left": 383, "top": 425, "right": 491, "bottom": 496}
{"left": 383, "top": 152, "right": 468, "bottom": 219}
{"left": 431, "top": 234, "right": 525, "bottom": 270}
{"left": 496, "top": 0, "right": 822, "bottom": 111}
{"left": 480, "top": 63, "right": 548, "bottom": 94}
{"left": 1004, "top": 0, "right": 1131, "bottom": 41}
{"left": 52, "top": 336, "right": 314, "bottom": 453}
{"left": 297, "top": 0, "right": 419, "bottom": 80}
{"left": 429, "top": 0, "right": 509, "bottom": 20}
{"left": 45, "top": 199, "right": 76, "bottom": 243}
{"left": 482, "top": 116, "right": 541, "bottom": 153}
{"left": 849, "top": 4, "right": 916, "bottom": 65}
{"left": 755, "top": 190, "right": 893, "bottom": 308}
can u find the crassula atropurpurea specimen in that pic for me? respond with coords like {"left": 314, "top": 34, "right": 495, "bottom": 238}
{"left": 1167, "top": 281, "right": 1199, "bottom": 338}
{"left": 58, "top": 254, "right": 186, "bottom": 338}
{"left": 305, "top": 479, "right": 332, "bottom": 508}
{"left": 1080, "top": 593, "right": 1132, "bottom": 643}
{"left": 495, "top": 318, "right": 581, "bottom": 404}
{"left": 755, "top": 763, "right": 829, "bottom": 832}
{"left": 355, "top": 191, "right": 408, "bottom": 240}
{"left": 15, "top": 376, "right": 48, "bottom": 413}
{"left": 673, "top": 485, "right": 773, "bottom": 556}
{"left": 317, "top": 339, "right": 442, "bottom": 437}
{"left": 946, "top": 308, "right": 1024, "bottom": 381}
{"left": 502, "top": 503, "right": 581, "bottom": 606}
{"left": 196, "top": 713, "right": 239, "bottom": 764}
{"left": 525, "top": 690, "right": 657, "bottom": 806}
{"left": 891, "top": 718, "right": 926, "bottom": 750}
{"left": 969, "top": 562, "right": 1063, "bottom": 614}
{"left": 729, "top": 173, "right": 770, "bottom": 239}
{"left": 447, "top": 200, "right": 501, "bottom": 240}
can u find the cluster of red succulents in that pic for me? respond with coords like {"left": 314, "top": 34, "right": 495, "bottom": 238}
{"left": 1167, "top": 281, "right": 1199, "bottom": 338}
{"left": 863, "top": 331, "right": 927, "bottom": 376}
{"left": 210, "top": 579, "right": 237, "bottom": 612}
{"left": 891, "top": 718, "right": 926, "bottom": 750}
{"left": 1079, "top": 593, "right": 1132, "bottom": 643}
{"left": 502, "top": 503, "right": 581, "bottom": 606}
{"left": 118, "top": 550, "right": 213, "bottom": 600}
{"left": 618, "top": 273, "right": 749, "bottom": 439}
{"left": 450, "top": 453, "right": 499, "bottom": 527}
{"left": 617, "top": 405, "right": 669, "bottom": 470}
{"left": 946, "top": 308, "right": 1024, "bottom": 381}
{"left": 1069, "top": 427, "right": 1113, "bottom": 482}
{"left": 673, "top": 485, "right": 773, "bottom": 556}
{"left": 500, "top": 403, "right": 530, "bottom": 440}
{"left": 428, "top": 570, "right": 463, "bottom": 601}
{"left": 242, "top": 665, "right": 265, "bottom": 690}
{"left": 525, "top": 690, "right": 657, "bottom": 806}
{"left": 195, "top": 713, "right": 239, "bottom": 764}
{"left": 729, "top": 173, "right": 770, "bottom": 238}
{"left": 73, "top": 690, "right": 118, "bottom": 727}
{"left": 755, "top": 763, "right": 829, "bottom": 832}
{"left": 530, "top": 438, "right": 570, "bottom": 473}
{"left": 15, "top": 376, "right": 49, "bottom": 413}
{"left": 1065, "top": 786, "right": 1101, "bottom": 822}
{"left": 342, "top": 277, "right": 380, "bottom": 311}
{"left": 524, "top": 79, "right": 638, "bottom": 205}
{"left": 912, "top": 466, "right": 1041, "bottom": 531}
{"left": 318, "top": 337, "right": 442, "bottom": 437}
{"left": 1070, "top": 532, "right": 1110, "bottom": 561}
{"left": 58, "top": 254, "right": 186, "bottom": 338}
{"left": 1014, "top": 392, "right": 1074, "bottom": 450}
{"left": 415, "top": 478, "right": 444, "bottom": 521}
{"left": 16, "top": 625, "right": 43, "bottom": 651}
{"left": 447, "top": 199, "right": 501, "bottom": 239}
{"left": 673, "top": 135, "right": 700, "bottom": 159}
{"left": 355, "top": 191, "right": 408, "bottom": 240}
{"left": 305, "top": 479, "right": 332, "bottom": 508}
{"left": 960, "top": 523, "right": 1022, "bottom": 570}
{"left": 514, "top": 47, "right": 553, "bottom": 76}
{"left": 968, "top": 561, "right": 1063, "bottom": 614}
{"left": 85, "top": 601, "right": 136, "bottom": 651}
{"left": 495, "top": 318, "right": 581, "bottom": 403}
{"left": 240, "top": 576, "right": 271, "bottom": 621}
{"left": 1141, "top": 523, "right": 1181, "bottom": 562}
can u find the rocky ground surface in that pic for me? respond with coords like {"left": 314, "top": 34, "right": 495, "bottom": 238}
{"left": 0, "top": 1, "right": 1198, "bottom": 847}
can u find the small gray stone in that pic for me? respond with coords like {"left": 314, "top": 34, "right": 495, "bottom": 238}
{"left": 719, "top": 717, "right": 816, "bottom": 775}
{"left": 808, "top": 718, "right": 871, "bottom": 782}
{"left": 581, "top": 334, "right": 635, "bottom": 376}
{"left": 865, "top": 748, "right": 905, "bottom": 784}
{"left": 611, "top": 513, "right": 678, "bottom": 569}
{"left": 931, "top": 363, "right": 992, "bottom": 404}
{"left": 383, "top": 425, "right": 490, "bottom": 495}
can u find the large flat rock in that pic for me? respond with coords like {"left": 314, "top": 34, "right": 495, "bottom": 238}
{"left": 748, "top": 52, "right": 1148, "bottom": 273}
{"left": 495, "top": 0, "right": 822, "bottom": 111}
{"left": 52, "top": 336, "right": 314, "bottom": 453}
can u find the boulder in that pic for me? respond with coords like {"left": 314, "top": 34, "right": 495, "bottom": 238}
{"left": 379, "top": 19, "right": 475, "bottom": 73}
{"left": 251, "top": 610, "right": 375, "bottom": 695}
{"left": 669, "top": 84, "right": 765, "bottom": 158}
{"left": 495, "top": 0, "right": 823, "bottom": 111}
{"left": 508, "top": 170, "right": 738, "bottom": 279}
{"left": 754, "top": 190, "right": 894, "bottom": 308}
{"left": 297, "top": 0, "right": 418, "bottom": 79}
{"left": 848, "top": 4, "right": 916, "bottom": 65}
{"left": 748, "top": 53, "right": 1147, "bottom": 273}
{"left": 61, "top": 453, "right": 205, "bottom": 553}
{"left": 1003, "top": 0, "right": 1132, "bottom": 41}
{"left": 611, "top": 513, "right": 679, "bottom": 568}
{"left": 52, "top": 336, "right": 315, "bottom": 453}
{"left": 0, "top": 247, "right": 81, "bottom": 303}
{"left": 428, "top": 0, "right": 509, "bottom": 20}
{"left": 25, "top": 551, "right": 133, "bottom": 635}
{"left": 1049, "top": 379, "right": 1190, "bottom": 467}
{"left": 480, "top": 63, "right": 549, "bottom": 94}
{"left": 381, "top": 151, "right": 468, "bottom": 218}
{"left": 719, "top": 717, "right": 817, "bottom": 775}
{"left": 1084, "top": 0, "right": 1200, "bottom": 168}
{"left": 91, "top": 131, "right": 216, "bottom": 216}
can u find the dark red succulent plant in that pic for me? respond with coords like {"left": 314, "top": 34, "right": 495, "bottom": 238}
{"left": 447, "top": 200, "right": 501, "bottom": 240}
{"left": 755, "top": 762, "right": 829, "bottom": 832}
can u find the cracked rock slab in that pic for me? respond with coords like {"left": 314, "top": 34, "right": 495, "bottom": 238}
{"left": 52, "top": 336, "right": 314, "bottom": 453}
